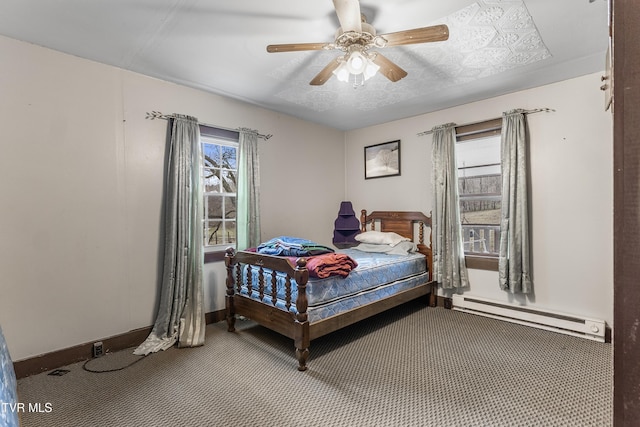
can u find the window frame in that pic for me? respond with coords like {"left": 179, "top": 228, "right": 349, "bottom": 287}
{"left": 200, "top": 125, "right": 240, "bottom": 263}
{"left": 455, "top": 118, "right": 502, "bottom": 271}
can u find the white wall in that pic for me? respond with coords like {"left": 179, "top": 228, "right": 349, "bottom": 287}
{"left": 345, "top": 73, "right": 613, "bottom": 326}
{"left": 0, "top": 32, "right": 613, "bottom": 361}
{"left": 0, "top": 35, "right": 345, "bottom": 361}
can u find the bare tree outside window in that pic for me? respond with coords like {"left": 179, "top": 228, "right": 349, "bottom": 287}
{"left": 202, "top": 138, "right": 238, "bottom": 248}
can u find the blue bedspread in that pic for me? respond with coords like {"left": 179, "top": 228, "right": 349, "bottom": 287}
{"left": 0, "top": 325, "right": 19, "bottom": 427}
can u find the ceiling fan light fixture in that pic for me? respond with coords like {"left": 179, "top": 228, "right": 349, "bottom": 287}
{"left": 346, "top": 50, "right": 367, "bottom": 74}
{"left": 333, "top": 62, "right": 351, "bottom": 82}
{"left": 333, "top": 51, "right": 380, "bottom": 85}
{"left": 363, "top": 59, "right": 380, "bottom": 80}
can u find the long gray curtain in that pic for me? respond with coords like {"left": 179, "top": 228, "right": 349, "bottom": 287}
{"left": 0, "top": 325, "right": 19, "bottom": 427}
{"left": 236, "top": 128, "right": 261, "bottom": 250}
{"left": 431, "top": 123, "right": 469, "bottom": 289}
{"left": 134, "top": 114, "right": 206, "bottom": 355}
{"left": 499, "top": 109, "right": 532, "bottom": 293}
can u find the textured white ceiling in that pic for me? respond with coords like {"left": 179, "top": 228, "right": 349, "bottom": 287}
{"left": 0, "top": 0, "right": 609, "bottom": 130}
{"left": 271, "top": 1, "right": 553, "bottom": 112}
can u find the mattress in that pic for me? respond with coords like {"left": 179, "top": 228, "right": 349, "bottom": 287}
{"left": 243, "top": 270, "right": 430, "bottom": 323}
{"left": 241, "top": 249, "right": 428, "bottom": 316}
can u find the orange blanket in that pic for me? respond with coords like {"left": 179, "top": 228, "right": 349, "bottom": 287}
{"left": 288, "top": 253, "right": 358, "bottom": 278}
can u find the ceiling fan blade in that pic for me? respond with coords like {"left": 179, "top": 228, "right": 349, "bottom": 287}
{"left": 310, "top": 59, "right": 341, "bottom": 85}
{"left": 332, "top": 0, "right": 362, "bottom": 33}
{"left": 371, "top": 53, "right": 408, "bottom": 82}
{"left": 379, "top": 24, "right": 449, "bottom": 47}
{"left": 267, "top": 42, "right": 328, "bottom": 53}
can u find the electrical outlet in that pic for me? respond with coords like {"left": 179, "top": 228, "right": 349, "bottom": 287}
{"left": 92, "top": 341, "right": 104, "bottom": 358}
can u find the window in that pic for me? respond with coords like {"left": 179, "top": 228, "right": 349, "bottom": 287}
{"left": 201, "top": 126, "right": 239, "bottom": 254}
{"left": 455, "top": 119, "right": 502, "bottom": 270}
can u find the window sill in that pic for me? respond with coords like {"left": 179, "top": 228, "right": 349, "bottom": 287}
{"left": 465, "top": 255, "right": 498, "bottom": 271}
{"left": 204, "top": 250, "right": 228, "bottom": 264}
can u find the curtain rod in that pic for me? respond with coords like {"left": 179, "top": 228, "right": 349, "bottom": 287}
{"left": 416, "top": 108, "right": 555, "bottom": 137}
{"left": 145, "top": 111, "right": 273, "bottom": 140}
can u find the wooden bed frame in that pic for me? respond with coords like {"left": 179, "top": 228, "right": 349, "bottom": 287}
{"left": 224, "top": 210, "right": 435, "bottom": 371}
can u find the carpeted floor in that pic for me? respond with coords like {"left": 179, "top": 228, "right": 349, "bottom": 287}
{"left": 17, "top": 301, "right": 612, "bottom": 427}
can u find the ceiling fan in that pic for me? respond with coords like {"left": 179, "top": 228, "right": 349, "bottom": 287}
{"left": 266, "top": 0, "right": 449, "bottom": 86}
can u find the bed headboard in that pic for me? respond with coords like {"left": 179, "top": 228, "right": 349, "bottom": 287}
{"left": 359, "top": 210, "right": 433, "bottom": 281}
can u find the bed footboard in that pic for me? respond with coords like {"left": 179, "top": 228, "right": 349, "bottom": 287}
{"left": 224, "top": 248, "right": 311, "bottom": 371}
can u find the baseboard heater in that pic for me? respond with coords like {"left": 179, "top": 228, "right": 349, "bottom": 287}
{"left": 451, "top": 295, "right": 606, "bottom": 342}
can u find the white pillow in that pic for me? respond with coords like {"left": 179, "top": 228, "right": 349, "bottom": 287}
{"left": 355, "top": 230, "right": 410, "bottom": 247}
{"left": 354, "top": 241, "right": 418, "bottom": 255}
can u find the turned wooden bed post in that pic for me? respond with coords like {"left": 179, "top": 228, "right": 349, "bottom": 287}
{"left": 224, "top": 247, "right": 237, "bottom": 332}
{"left": 426, "top": 212, "right": 436, "bottom": 307}
{"left": 360, "top": 209, "right": 369, "bottom": 231}
{"left": 417, "top": 219, "right": 437, "bottom": 307}
{"left": 293, "top": 258, "right": 310, "bottom": 371}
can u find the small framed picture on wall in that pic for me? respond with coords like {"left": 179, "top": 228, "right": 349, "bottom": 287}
{"left": 364, "top": 140, "right": 401, "bottom": 179}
